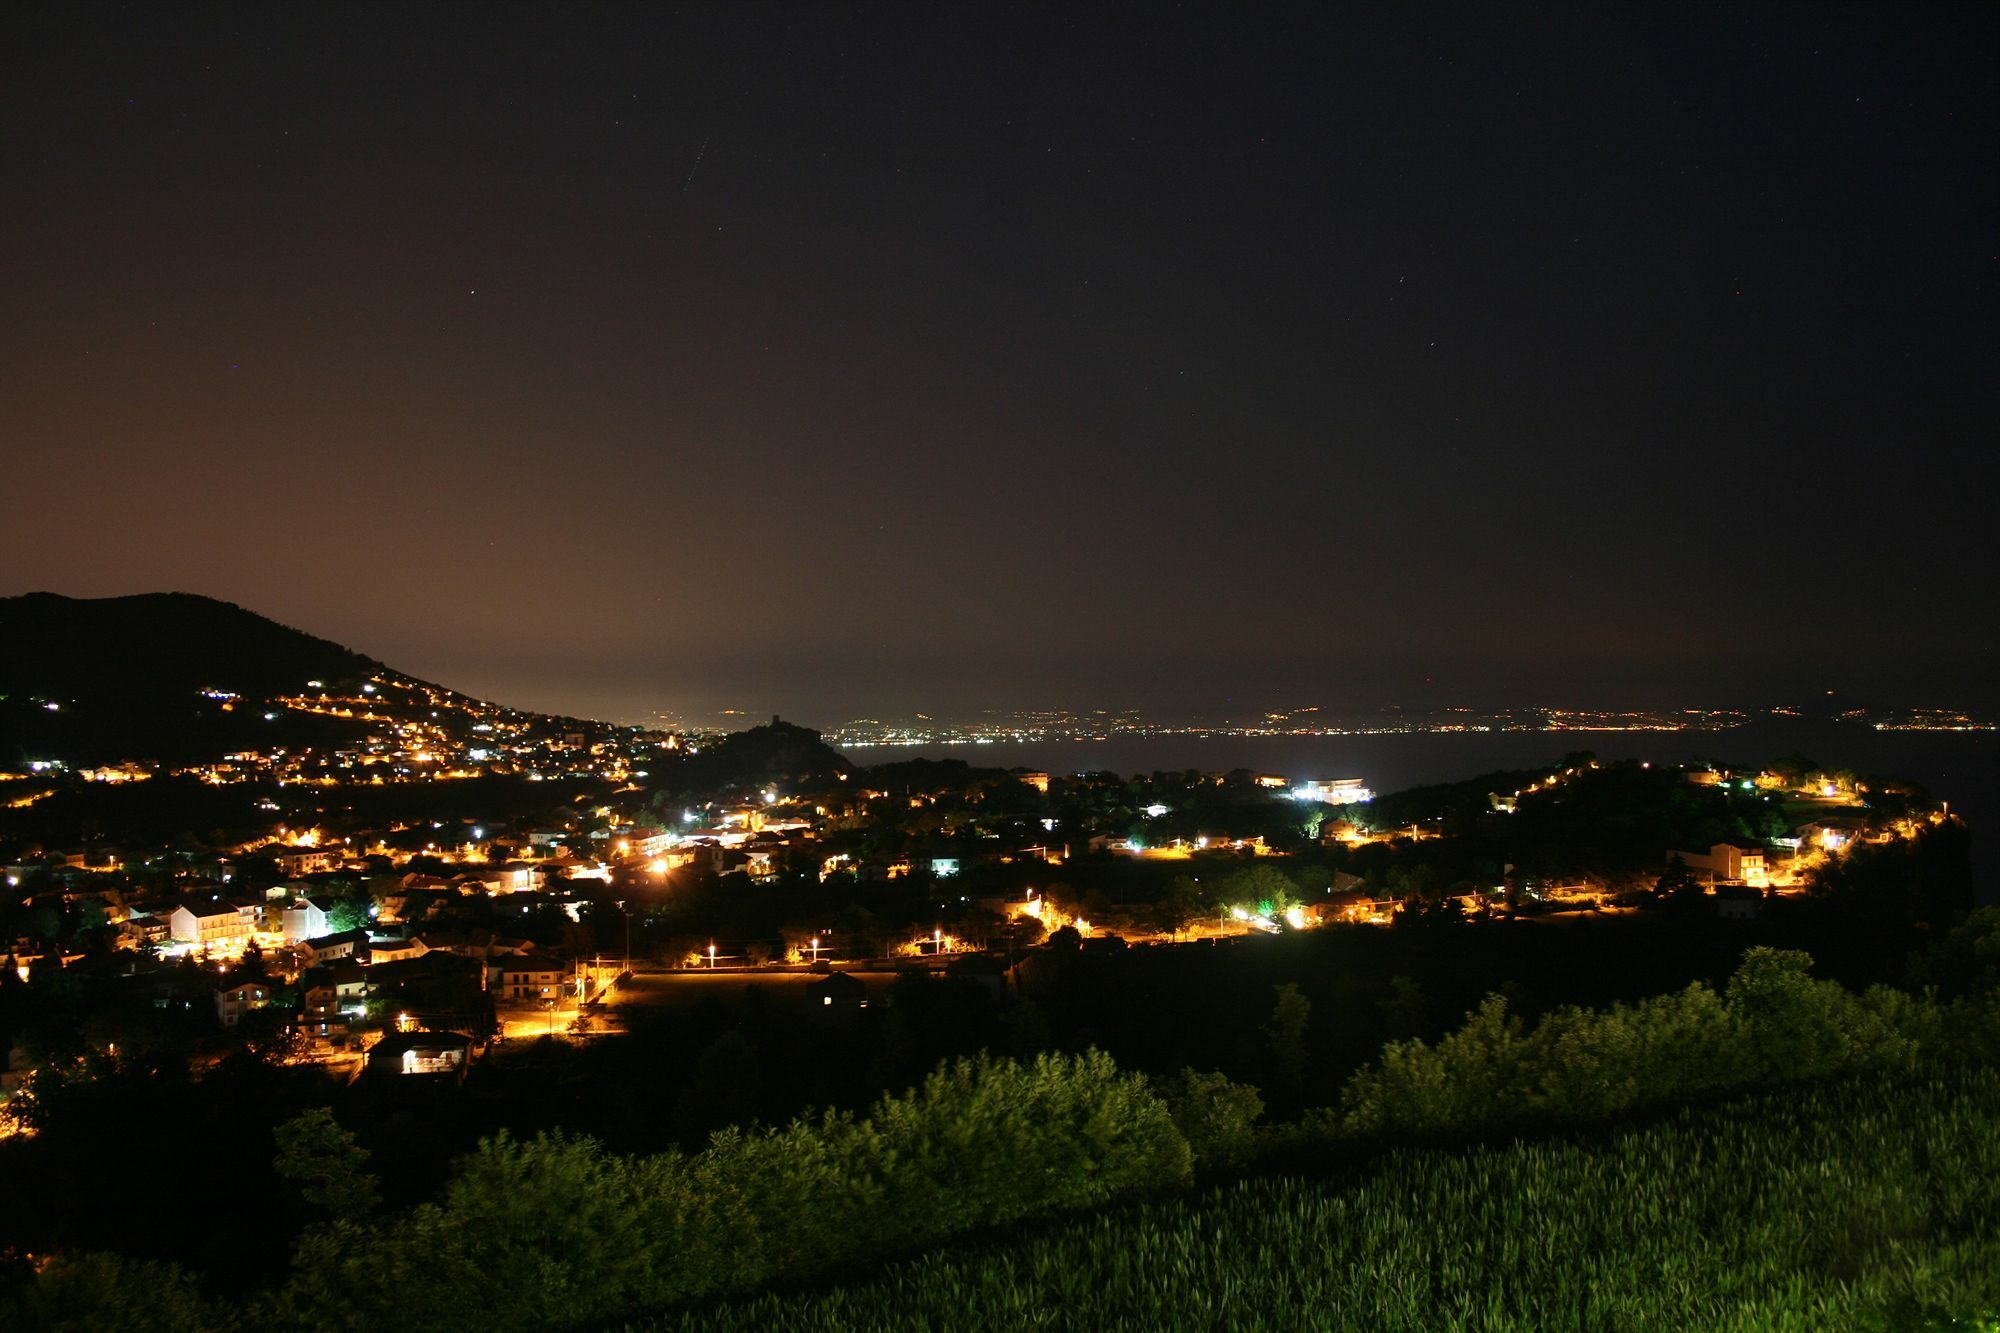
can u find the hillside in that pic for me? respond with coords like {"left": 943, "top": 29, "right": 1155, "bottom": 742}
{"left": 0, "top": 592, "right": 534, "bottom": 768}
{"left": 663, "top": 718, "right": 856, "bottom": 791}
{"left": 0, "top": 592, "right": 382, "bottom": 701}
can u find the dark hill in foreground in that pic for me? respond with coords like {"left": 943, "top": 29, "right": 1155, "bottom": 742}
{"left": 0, "top": 591, "right": 381, "bottom": 702}
{"left": 0, "top": 592, "right": 404, "bottom": 765}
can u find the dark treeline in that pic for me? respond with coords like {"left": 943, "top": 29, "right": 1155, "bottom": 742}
{"left": 7, "top": 918, "right": 1999, "bottom": 1330}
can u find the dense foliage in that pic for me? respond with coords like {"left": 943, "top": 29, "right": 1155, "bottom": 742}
{"left": 668, "top": 1067, "right": 2000, "bottom": 1331}
{"left": 1331, "top": 946, "right": 1926, "bottom": 1139}
{"left": 5, "top": 1050, "right": 1185, "bottom": 1331}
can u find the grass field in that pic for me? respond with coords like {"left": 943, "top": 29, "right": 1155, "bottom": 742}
{"left": 663, "top": 1067, "right": 2000, "bottom": 1331}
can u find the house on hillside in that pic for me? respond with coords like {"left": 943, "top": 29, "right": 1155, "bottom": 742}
{"left": 303, "top": 961, "right": 371, "bottom": 1017}
{"left": 117, "top": 916, "right": 168, "bottom": 950}
{"left": 1796, "top": 816, "right": 1872, "bottom": 853}
{"left": 1667, "top": 842, "right": 1769, "bottom": 888}
{"left": 215, "top": 978, "right": 272, "bottom": 1028}
{"left": 365, "top": 1030, "right": 472, "bottom": 1081}
{"left": 411, "top": 929, "right": 534, "bottom": 961}
{"left": 369, "top": 937, "right": 429, "bottom": 965}
{"left": 281, "top": 897, "right": 330, "bottom": 943}
{"left": 275, "top": 846, "right": 338, "bottom": 877}
{"left": 301, "top": 928, "right": 371, "bottom": 964}
{"left": 170, "top": 897, "right": 252, "bottom": 948}
{"left": 491, "top": 862, "right": 537, "bottom": 893}
{"left": 806, "top": 970, "right": 868, "bottom": 1021}
{"left": 489, "top": 955, "right": 567, "bottom": 1003}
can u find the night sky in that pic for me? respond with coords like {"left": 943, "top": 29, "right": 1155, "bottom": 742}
{"left": 4, "top": 4, "right": 1995, "bottom": 723}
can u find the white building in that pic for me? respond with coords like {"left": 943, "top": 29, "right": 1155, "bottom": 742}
{"left": 281, "top": 898, "right": 330, "bottom": 943}
{"left": 1290, "top": 778, "right": 1374, "bottom": 805}
{"left": 170, "top": 898, "right": 252, "bottom": 948}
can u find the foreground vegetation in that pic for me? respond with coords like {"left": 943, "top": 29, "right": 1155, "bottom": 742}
{"left": 671, "top": 1067, "right": 2000, "bottom": 1331}
{"left": 8, "top": 923, "right": 1999, "bottom": 1329}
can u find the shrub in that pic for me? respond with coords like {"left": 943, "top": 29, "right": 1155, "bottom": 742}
{"left": 1725, "top": 948, "right": 1915, "bottom": 1082}
{"left": 256, "top": 1049, "right": 1188, "bottom": 1330}
{"left": 1155, "top": 1068, "right": 1265, "bottom": 1170}
{"left": 863, "top": 1050, "right": 1191, "bottom": 1240}
{"left": 272, "top": 1108, "right": 379, "bottom": 1218}
{"left": 661, "top": 1067, "right": 2000, "bottom": 1331}
{"left": 1338, "top": 947, "right": 1924, "bottom": 1141}
{"left": 2, "top": 1252, "right": 224, "bottom": 1332}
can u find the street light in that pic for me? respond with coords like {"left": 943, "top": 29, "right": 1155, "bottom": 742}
{"left": 707, "top": 942, "right": 717, "bottom": 969}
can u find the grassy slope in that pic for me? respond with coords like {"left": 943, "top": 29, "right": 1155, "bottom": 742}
{"left": 662, "top": 1068, "right": 2000, "bottom": 1331}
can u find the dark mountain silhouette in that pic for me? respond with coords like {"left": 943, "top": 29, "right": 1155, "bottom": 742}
{"left": 0, "top": 595, "right": 843, "bottom": 791}
{"left": 665, "top": 718, "right": 855, "bottom": 792}
{"left": 1, "top": 593, "right": 421, "bottom": 765}
{"left": 2, "top": 592, "right": 381, "bottom": 699}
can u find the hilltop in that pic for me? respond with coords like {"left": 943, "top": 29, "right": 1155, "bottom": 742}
{"left": 0, "top": 592, "right": 382, "bottom": 701}
{"left": 663, "top": 718, "right": 855, "bottom": 792}
{"left": 0, "top": 592, "right": 603, "bottom": 769}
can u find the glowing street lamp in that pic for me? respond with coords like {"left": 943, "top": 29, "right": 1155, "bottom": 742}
{"left": 707, "top": 943, "right": 717, "bottom": 969}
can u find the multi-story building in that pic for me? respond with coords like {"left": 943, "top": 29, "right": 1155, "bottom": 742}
{"left": 170, "top": 897, "right": 252, "bottom": 948}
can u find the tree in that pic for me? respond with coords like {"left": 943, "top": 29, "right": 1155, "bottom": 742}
{"left": 1907, "top": 907, "right": 2000, "bottom": 999}
{"left": 1155, "top": 1067, "right": 1264, "bottom": 1170}
{"left": 1651, "top": 854, "right": 1706, "bottom": 915}
{"left": 1808, "top": 821, "right": 1973, "bottom": 926}
{"left": 1003, "top": 913, "right": 1048, "bottom": 950}
{"left": 1264, "top": 983, "right": 1311, "bottom": 1099}
{"left": 1221, "top": 864, "right": 1302, "bottom": 918}
{"left": 674, "top": 1030, "right": 762, "bottom": 1141}
{"left": 1381, "top": 975, "right": 1431, "bottom": 1040}
{"left": 1724, "top": 947, "right": 1911, "bottom": 1082}
{"left": 274, "top": 1107, "right": 379, "bottom": 1218}
{"left": 2, "top": 1252, "right": 218, "bottom": 1330}
{"left": 1393, "top": 892, "right": 1465, "bottom": 928}
{"left": 1000, "top": 998, "right": 1052, "bottom": 1058}
{"left": 323, "top": 893, "right": 370, "bottom": 934}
